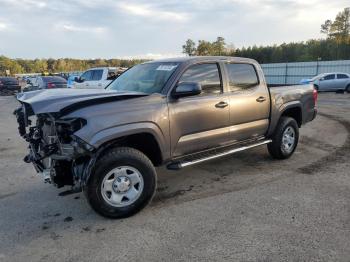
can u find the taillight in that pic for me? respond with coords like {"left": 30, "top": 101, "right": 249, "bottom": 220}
{"left": 47, "top": 82, "right": 56, "bottom": 88}
{"left": 313, "top": 87, "right": 318, "bottom": 105}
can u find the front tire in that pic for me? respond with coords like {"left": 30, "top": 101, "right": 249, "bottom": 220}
{"left": 268, "top": 117, "right": 299, "bottom": 159}
{"left": 85, "top": 147, "right": 157, "bottom": 218}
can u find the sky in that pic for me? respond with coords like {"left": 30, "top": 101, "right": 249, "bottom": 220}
{"left": 0, "top": 0, "right": 348, "bottom": 59}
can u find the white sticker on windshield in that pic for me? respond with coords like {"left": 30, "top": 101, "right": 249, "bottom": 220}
{"left": 156, "top": 65, "right": 177, "bottom": 71}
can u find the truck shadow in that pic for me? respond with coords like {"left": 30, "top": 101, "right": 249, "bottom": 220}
{"left": 152, "top": 113, "right": 350, "bottom": 206}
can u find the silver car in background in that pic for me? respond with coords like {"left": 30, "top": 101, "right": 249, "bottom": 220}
{"left": 302, "top": 73, "right": 350, "bottom": 93}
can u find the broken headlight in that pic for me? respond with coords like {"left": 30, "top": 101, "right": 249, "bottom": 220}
{"left": 55, "top": 118, "right": 87, "bottom": 143}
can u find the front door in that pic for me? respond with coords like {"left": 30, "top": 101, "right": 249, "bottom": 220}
{"left": 169, "top": 63, "right": 230, "bottom": 157}
{"left": 88, "top": 69, "right": 104, "bottom": 89}
{"left": 74, "top": 70, "right": 93, "bottom": 89}
{"left": 319, "top": 74, "right": 336, "bottom": 91}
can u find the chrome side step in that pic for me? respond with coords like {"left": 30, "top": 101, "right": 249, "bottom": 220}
{"left": 167, "top": 140, "right": 272, "bottom": 170}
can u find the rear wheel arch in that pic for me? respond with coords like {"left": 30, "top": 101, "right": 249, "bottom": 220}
{"left": 346, "top": 84, "right": 350, "bottom": 93}
{"left": 280, "top": 105, "right": 302, "bottom": 127}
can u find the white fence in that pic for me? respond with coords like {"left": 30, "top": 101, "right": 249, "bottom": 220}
{"left": 261, "top": 60, "right": 350, "bottom": 85}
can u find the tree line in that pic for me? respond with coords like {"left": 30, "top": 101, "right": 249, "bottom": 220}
{"left": 182, "top": 7, "right": 350, "bottom": 63}
{"left": 0, "top": 57, "right": 147, "bottom": 76}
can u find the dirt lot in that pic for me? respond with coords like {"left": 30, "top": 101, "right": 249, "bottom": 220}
{"left": 0, "top": 93, "right": 349, "bottom": 262}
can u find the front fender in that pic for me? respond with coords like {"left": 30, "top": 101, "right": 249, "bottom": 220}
{"left": 79, "top": 121, "right": 168, "bottom": 160}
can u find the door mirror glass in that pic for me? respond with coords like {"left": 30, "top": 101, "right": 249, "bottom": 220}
{"left": 173, "top": 82, "right": 202, "bottom": 98}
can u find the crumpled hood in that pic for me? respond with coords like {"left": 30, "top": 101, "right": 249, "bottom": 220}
{"left": 16, "top": 89, "right": 147, "bottom": 115}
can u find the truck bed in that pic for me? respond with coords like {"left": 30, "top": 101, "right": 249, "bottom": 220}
{"left": 267, "top": 83, "right": 317, "bottom": 136}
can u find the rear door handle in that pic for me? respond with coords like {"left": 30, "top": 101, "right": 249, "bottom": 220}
{"left": 256, "top": 96, "right": 266, "bottom": 103}
{"left": 215, "top": 101, "right": 228, "bottom": 108}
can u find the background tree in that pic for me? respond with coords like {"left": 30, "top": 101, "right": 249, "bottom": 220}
{"left": 321, "top": 7, "right": 350, "bottom": 43}
{"left": 196, "top": 40, "right": 214, "bottom": 55}
{"left": 181, "top": 8, "right": 350, "bottom": 63}
{"left": 182, "top": 39, "right": 197, "bottom": 56}
{"left": 212, "top": 37, "right": 226, "bottom": 55}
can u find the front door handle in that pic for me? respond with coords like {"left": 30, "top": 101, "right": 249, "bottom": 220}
{"left": 256, "top": 96, "right": 266, "bottom": 103}
{"left": 215, "top": 101, "right": 228, "bottom": 108}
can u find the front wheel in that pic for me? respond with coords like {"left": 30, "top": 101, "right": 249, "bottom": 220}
{"left": 268, "top": 117, "right": 299, "bottom": 159}
{"left": 85, "top": 147, "right": 157, "bottom": 218}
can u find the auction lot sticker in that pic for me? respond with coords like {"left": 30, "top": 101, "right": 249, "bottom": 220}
{"left": 156, "top": 65, "right": 177, "bottom": 71}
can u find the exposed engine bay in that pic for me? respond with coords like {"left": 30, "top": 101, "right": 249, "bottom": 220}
{"left": 14, "top": 103, "right": 94, "bottom": 191}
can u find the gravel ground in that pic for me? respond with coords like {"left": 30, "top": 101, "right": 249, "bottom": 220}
{"left": 0, "top": 93, "right": 349, "bottom": 262}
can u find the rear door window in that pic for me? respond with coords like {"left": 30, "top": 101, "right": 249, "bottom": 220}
{"left": 225, "top": 63, "right": 259, "bottom": 91}
{"left": 337, "top": 74, "right": 349, "bottom": 79}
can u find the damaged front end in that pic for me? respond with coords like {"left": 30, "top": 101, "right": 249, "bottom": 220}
{"left": 14, "top": 103, "right": 94, "bottom": 192}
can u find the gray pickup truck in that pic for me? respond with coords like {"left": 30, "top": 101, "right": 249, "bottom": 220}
{"left": 14, "top": 56, "right": 317, "bottom": 218}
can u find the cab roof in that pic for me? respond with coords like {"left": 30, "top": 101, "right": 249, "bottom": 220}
{"left": 145, "top": 56, "right": 258, "bottom": 65}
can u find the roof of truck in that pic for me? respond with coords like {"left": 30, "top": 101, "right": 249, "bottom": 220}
{"left": 147, "top": 56, "right": 258, "bottom": 64}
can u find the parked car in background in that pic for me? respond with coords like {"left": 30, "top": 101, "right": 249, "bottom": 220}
{"left": 0, "top": 77, "right": 21, "bottom": 95}
{"left": 23, "top": 76, "right": 67, "bottom": 92}
{"left": 300, "top": 72, "right": 350, "bottom": 92}
{"left": 72, "top": 67, "right": 118, "bottom": 89}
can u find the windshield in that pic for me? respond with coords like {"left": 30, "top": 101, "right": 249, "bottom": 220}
{"left": 107, "top": 62, "right": 179, "bottom": 94}
{"left": 310, "top": 74, "right": 325, "bottom": 81}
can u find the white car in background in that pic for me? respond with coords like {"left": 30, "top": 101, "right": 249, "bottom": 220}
{"left": 300, "top": 72, "right": 350, "bottom": 93}
{"left": 72, "top": 67, "right": 118, "bottom": 89}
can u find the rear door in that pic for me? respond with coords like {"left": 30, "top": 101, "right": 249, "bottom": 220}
{"left": 224, "top": 63, "right": 270, "bottom": 142}
{"left": 336, "top": 74, "right": 350, "bottom": 90}
{"left": 169, "top": 63, "right": 230, "bottom": 157}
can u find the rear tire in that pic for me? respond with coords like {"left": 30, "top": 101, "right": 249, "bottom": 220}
{"left": 346, "top": 85, "right": 350, "bottom": 93}
{"left": 85, "top": 147, "right": 157, "bottom": 218}
{"left": 268, "top": 117, "right": 299, "bottom": 159}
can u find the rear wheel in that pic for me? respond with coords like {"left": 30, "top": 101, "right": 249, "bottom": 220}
{"left": 85, "top": 147, "right": 157, "bottom": 218}
{"left": 268, "top": 117, "right": 299, "bottom": 159}
{"left": 346, "top": 84, "right": 350, "bottom": 93}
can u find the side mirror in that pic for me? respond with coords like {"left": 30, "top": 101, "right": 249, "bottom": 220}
{"left": 75, "top": 77, "right": 84, "bottom": 83}
{"left": 319, "top": 78, "right": 324, "bottom": 81}
{"left": 173, "top": 82, "right": 202, "bottom": 98}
